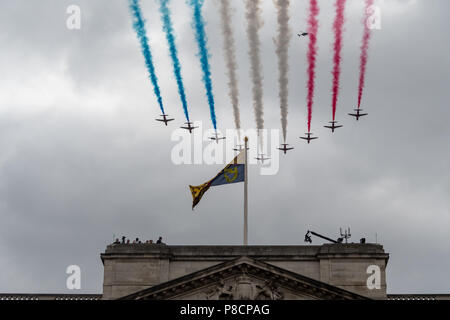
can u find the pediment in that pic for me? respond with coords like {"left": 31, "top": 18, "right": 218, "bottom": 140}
{"left": 121, "top": 257, "right": 369, "bottom": 300}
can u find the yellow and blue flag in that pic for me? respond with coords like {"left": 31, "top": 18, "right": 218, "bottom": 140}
{"left": 189, "top": 152, "right": 245, "bottom": 209}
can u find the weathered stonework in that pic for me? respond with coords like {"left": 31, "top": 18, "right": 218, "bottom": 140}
{"left": 100, "top": 244, "right": 389, "bottom": 300}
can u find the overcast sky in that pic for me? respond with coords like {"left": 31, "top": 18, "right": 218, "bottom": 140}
{"left": 0, "top": 0, "right": 449, "bottom": 295}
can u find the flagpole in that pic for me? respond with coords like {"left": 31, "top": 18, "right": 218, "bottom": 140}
{"left": 244, "top": 136, "right": 248, "bottom": 246}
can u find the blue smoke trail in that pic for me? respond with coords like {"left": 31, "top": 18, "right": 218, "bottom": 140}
{"left": 188, "top": 0, "right": 217, "bottom": 130}
{"left": 159, "top": 0, "right": 190, "bottom": 122}
{"left": 128, "top": 0, "right": 165, "bottom": 114}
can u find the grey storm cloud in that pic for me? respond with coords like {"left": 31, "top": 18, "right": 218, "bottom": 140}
{"left": 0, "top": 0, "right": 449, "bottom": 295}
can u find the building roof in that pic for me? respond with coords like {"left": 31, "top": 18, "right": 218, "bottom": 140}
{"left": 0, "top": 293, "right": 101, "bottom": 301}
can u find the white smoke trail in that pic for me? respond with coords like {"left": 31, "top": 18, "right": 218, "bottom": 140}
{"left": 273, "top": 0, "right": 292, "bottom": 143}
{"left": 218, "top": 0, "right": 241, "bottom": 139}
{"left": 244, "top": 0, "right": 264, "bottom": 149}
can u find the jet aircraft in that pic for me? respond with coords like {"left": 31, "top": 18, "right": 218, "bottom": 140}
{"left": 277, "top": 144, "right": 294, "bottom": 154}
{"left": 180, "top": 122, "right": 198, "bottom": 133}
{"left": 155, "top": 114, "right": 174, "bottom": 126}
{"left": 324, "top": 121, "right": 343, "bottom": 133}
{"left": 348, "top": 109, "right": 368, "bottom": 121}
{"left": 300, "top": 132, "right": 318, "bottom": 144}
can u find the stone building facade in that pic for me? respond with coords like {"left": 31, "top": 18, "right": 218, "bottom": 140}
{"left": 2, "top": 243, "right": 450, "bottom": 300}
{"left": 101, "top": 244, "right": 389, "bottom": 300}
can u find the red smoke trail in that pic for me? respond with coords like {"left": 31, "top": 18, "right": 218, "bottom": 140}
{"left": 358, "top": 0, "right": 374, "bottom": 108}
{"left": 306, "top": 0, "right": 319, "bottom": 133}
{"left": 331, "top": 0, "right": 347, "bottom": 121}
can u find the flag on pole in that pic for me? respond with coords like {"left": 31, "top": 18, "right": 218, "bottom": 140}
{"left": 189, "top": 151, "right": 245, "bottom": 209}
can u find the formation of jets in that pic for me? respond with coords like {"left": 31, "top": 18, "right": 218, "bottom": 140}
{"left": 155, "top": 114, "right": 174, "bottom": 126}
{"left": 155, "top": 103, "right": 367, "bottom": 157}
{"left": 348, "top": 108, "right": 368, "bottom": 121}
{"left": 154, "top": 26, "right": 368, "bottom": 158}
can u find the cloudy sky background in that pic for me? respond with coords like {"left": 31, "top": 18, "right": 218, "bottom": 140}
{"left": 0, "top": 0, "right": 449, "bottom": 294}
